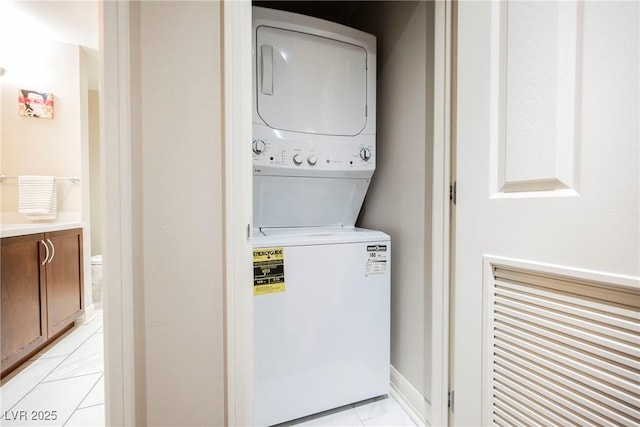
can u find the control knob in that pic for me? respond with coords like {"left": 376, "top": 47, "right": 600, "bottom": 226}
{"left": 360, "top": 147, "right": 372, "bottom": 161}
{"left": 292, "top": 154, "right": 303, "bottom": 165}
{"left": 252, "top": 139, "right": 266, "bottom": 154}
{"left": 307, "top": 156, "right": 317, "bottom": 166}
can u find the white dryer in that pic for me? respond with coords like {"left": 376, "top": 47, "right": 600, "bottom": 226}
{"left": 252, "top": 6, "right": 376, "bottom": 229}
{"left": 251, "top": 7, "right": 390, "bottom": 426}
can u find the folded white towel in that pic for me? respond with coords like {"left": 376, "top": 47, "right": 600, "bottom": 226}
{"left": 18, "top": 175, "right": 57, "bottom": 220}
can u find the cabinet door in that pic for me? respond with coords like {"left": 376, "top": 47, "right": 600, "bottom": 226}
{"left": 45, "top": 228, "right": 84, "bottom": 336}
{"left": 1, "top": 234, "right": 47, "bottom": 372}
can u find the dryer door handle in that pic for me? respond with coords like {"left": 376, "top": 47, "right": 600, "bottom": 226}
{"left": 261, "top": 44, "right": 273, "bottom": 95}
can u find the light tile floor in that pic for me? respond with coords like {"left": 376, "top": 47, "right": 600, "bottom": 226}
{"left": 1, "top": 311, "right": 104, "bottom": 426}
{"left": 1, "top": 310, "right": 419, "bottom": 427}
{"left": 281, "top": 394, "right": 419, "bottom": 427}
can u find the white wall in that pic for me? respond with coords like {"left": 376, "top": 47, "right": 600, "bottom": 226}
{"left": 353, "top": 1, "right": 435, "bottom": 405}
{"left": 0, "top": 41, "right": 84, "bottom": 214}
{"left": 0, "top": 76, "right": 3, "bottom": 162}
{"left": 128, "top": 2, "right": 226, "bottom": 425}
{"left": 88, "top": 90, "right": 102, "bottom": 255}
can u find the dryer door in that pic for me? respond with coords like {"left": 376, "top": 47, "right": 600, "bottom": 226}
{"left": 256, "top": 26, "right": 368, "bottom": 136}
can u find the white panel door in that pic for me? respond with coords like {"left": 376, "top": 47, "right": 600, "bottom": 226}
{"left": 453, "top": 1, "right": 639, "bottom": 425}
{"left": 256, "top": 26, "right": 368, "bottom": 136}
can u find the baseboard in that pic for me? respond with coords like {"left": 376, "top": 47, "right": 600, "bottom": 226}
{"left": 78, "top": 303, "right": 97, "bottom": 324}
{"left": 390, "top": 365, "right": 431, "bottom": 426}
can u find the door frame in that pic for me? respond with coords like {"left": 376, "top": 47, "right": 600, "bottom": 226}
{"left": 100, "top": 1, "right": 137, "bottom": 425}
{"left": 100, "top": 0, "right": 452, "bottom": 425}
{"left": 220, "top": 1, "right": 455, "bottom": 424}
{"left": 430, "top": 2, "right": 453, "bottom": 426}
{"left": 221, "top": 1, "right": 255, "bottom": 426}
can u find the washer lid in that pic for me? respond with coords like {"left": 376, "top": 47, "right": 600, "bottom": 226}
{"left": 256, "top": 25, "right": 368, "bottom": 136}
{"left": 253, "top": 226, "right": 389, "bottom": 247}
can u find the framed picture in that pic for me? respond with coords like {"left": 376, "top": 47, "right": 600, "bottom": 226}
{"left": 18, "top": 89, "right": 54, "bottom": 119}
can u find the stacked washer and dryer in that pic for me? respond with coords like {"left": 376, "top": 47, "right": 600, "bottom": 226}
{"left": 251, "top": 7, "right": 391, "bottom": 426}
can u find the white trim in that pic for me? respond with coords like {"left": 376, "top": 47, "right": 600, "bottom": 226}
{"left": 430, "top": 2, "right": 453, "bottom": 427}
{"left": 390, "top": 366, "right": 430, "bottom": 426}
{"left": 481, "top": 257, "right": 497, "bottom": 427}
{"left": 80, "top": 45, "right": 94, "bottom": 318}
{"left": 490, "top": 188, "right": 580, "bottom": 200}
{"left": 483, "top": 255, "right": 640, "bottom": 291}
{"left": 100, "top": 1, "right": 136, "bottom": 425}
{"left": 223, "top": 1, "right": 254, "bottom": 425}
{"left": 80, "top": 303, "right": 98, "bottom": 324}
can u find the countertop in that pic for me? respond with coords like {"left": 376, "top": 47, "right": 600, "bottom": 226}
{"left": 1, "top": 221, "right": 85, "bottom": 239}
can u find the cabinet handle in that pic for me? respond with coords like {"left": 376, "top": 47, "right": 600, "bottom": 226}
{"left": 46, "top": 239, "right": 55, "bottom": 264}
{"left": 40, "top": 240, "right": 50, "bottom": 265}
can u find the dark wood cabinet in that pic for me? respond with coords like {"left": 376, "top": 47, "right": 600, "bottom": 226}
{"left": 1, "top": 228, "right": 84, "bottom": 377}
{"left": 1, "top": 234, "right": 47, "bottom": 373}
{"left": 45, "top": 229, "right": 84, "bottom": 337}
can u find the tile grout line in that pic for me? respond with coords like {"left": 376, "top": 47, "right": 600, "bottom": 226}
{"left": 27, "top": 320, "right": 102, "bottom": 363}
{"left": 355, "top": 395, "right": 416, "bottom": 427}
{"left": 59, "top": 319, "right": 105, "bottom": 426}
{"left": 1, "top": 316, "right": 104, "bottom": 419}
{"left": 74, "top": 402, "right": 105, "bottom": 411}
{"left": 41, "top": 371, "right": 104, "bottom": 385}
{"left": 351, "top": 403, "right": 365, "bottom": 426}
{"left": 39, "top": 327, "right": 101, "bottom": 383}
{"left": 75, "top": 372, "right": 104, "bottom": 410}
{"left": 56, "top": 325, "right": 106, "bottom": 426}
{"left": 62, "top": 373, "right": 104, "bottom": 427}
{"left": 0, "top": 355, "right": 69, "bottom": 419}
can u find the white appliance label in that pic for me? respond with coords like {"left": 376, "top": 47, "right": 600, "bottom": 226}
{"left": 366, "top": 244, "right": 388, "bottom": 275}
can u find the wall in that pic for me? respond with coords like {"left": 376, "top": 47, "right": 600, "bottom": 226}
{"left": 0, "top": 77, "right": 3, "bottom": 162}
{"left": 353, "top": 0, "right": 435, "bottom": 407}
{"left": 0, "top": 41, "right": 84, "bottom": 214}
{"left": 88, "top": 90, "right": 101, "bottom": 255}
{"left": 128, "top": 2, "right": 226, "bottom": 425}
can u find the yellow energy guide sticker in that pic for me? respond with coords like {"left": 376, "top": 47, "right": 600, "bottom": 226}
{"left": 253, "top": 247, "right": 285, "bottom": 296}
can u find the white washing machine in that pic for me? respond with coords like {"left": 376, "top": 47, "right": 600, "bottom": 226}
{"left": 253, "top": 227, "right": 390, "bottom": 426}
{"left": 252, "top": 7, "right": 390, "bottom": 426}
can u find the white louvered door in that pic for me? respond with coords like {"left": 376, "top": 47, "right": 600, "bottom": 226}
{"left": 454, "top": 1, "right": 639, "bottom": 425}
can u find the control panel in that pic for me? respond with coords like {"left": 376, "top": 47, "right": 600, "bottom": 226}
{"left": 251, "top": 136, "right": 376, "bottom": 173}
